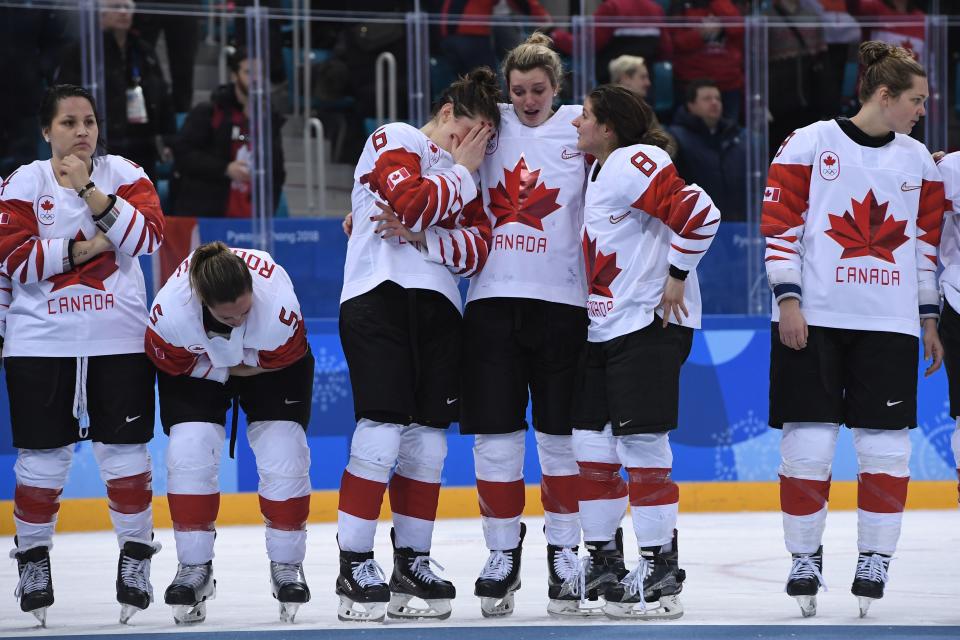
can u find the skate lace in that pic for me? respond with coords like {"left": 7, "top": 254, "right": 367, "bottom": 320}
{"left": 13, "top": 560, "right": 49, "bottom": 599}
{"left": 619, "top": 557, "right": 652, "bottom": 610}
{"left": 478, "top": 550, "right": 512, "bottom": 581}
{"left": 173, "top": 564, "right": 209, "bottom": 589}
{"left": 410, "top": 555, "right": 447, "bottom": 585}
{"left": 553, "top": 548, "right": 587, "bottom": 599}
{"left": 351, "top": 559, "right": 387, "bottom": 589}
{"left": 272, "top": 562, "right": 305, "bottom": 587}
{"left": 854, "top": 554, "right": 889, "bottom": 584}
{"left": 786, "top": 554, "right": 828, "bottom": 592}
{"left": 120, "top": 555, "right": 152, "bottom": 593}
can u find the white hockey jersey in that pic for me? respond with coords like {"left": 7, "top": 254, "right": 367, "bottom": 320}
{"left": 341, "top": 122, "right": 489, "bottom": 311}
{"left": 582, "top": 144, "right": 720, "bottom": 343}
{"left": 762, "top": 119, "right": 944, "bottom": 337}
{"left": 0, "top": 156, "right": 164, "bottom": 357}
{"left": 467, "top": 104, "right": 588, "bottom": 307}
{"left": 145, "top": 248, "right": 307, "bottom": 384}
{"left": 936, "top": 152, "right": 960, "bottom": 312}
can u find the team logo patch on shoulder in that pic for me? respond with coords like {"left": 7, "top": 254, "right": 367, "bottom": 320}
{"left": 36, "top": 195, "right": 56, "bottom": 225}
{"left": 0, "top": 211, "right": 9, "bottom": 225}
{"left": 819, "top": 151, "right": 839, "bottom": 181}
{"left": 763, "top": 187, "right": 781, "bottom": 203}
{"left": 386, "top": 167, "right": 411, "bottom": 190}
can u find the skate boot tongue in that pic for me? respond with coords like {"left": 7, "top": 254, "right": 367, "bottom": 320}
{"left": 852, "top": 552, "right": 891, "bottom": 618}
{"left": 352, "top": 558, "right": 387, "bottom": 587}
{"left": 553, "top": 548, "right": 587, "bottom": 599}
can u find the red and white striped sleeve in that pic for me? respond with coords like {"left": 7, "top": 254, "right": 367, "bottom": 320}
{"left": 95, "top": 158, "right": 165, "bottom": 257}
{"left": 917, "top": 153, "right": 944, "bottom": 319}
{"left": 421, "top": 196, "right": 491, "bottom": 277}
{"left": 629, "top": 149, "right": 721, "bottom": 273}
{"left": 761, "top": 129, "right": 813, "bottom": 304}
{"left": 0, "top": 169, "right": 71, "bottom": 284}
{"left": 359, "top": 124, "right": 477, "bottom": 232}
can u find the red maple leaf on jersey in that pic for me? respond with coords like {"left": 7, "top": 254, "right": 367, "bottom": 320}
{"left": 582, "top": 234, "right": 621, "bottom": 298}
{"left": 488, "top": 157, "right": 562, "bottom": 230}
{"left": 40, "top": 199, "right": 54, "bottom": 211}
{"left": 825, "top": 190, "right": 908, "bottom": 263}
{"left": 823, "top": 155, "right": 836, "bottom": 167}
{"left": 48, "top": 230, "right": 118, "bottom": 292}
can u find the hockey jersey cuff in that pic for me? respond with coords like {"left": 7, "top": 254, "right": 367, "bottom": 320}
{"left": 919, "top": 304, "right": 940, "bottom": 320}
{"left": 773, "top": 283, "right": 802, "bottom": 303}
{"left": 93, "top": 194, "right": 120, "bottom": 232}
{"left": 668, "top": 264, "right": 689, "bottom": 281}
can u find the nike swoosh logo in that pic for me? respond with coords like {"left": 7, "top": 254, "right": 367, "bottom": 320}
{"left": 446, "top": 397, "right": 458, "bottom": 405}
{"left": 609, "top": 212, "right": 630, "bottom": 224}
{"left": 900, "top": 182, "right": 922, "bottom": 191}
{"left": 619, "top": 419, "right": 632, "bottom": 427}
{"left": 284, "top": 399, "right": 302, "bottom": 405}
{"left": 125, "top": 415, "right": 140, "bottom": 423}
{"left": 886, "top": 400, "right": 903, "bottom": 406}
{"left": 561, "top": 149, "right": 582, "bottom": 159}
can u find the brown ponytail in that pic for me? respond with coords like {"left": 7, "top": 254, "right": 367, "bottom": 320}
{"left": 189, "top": 241, "right": 252, "bottom": 306}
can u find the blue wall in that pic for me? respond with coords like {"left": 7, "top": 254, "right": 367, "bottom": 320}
{"left": 1, "top": 220, "right": 955, "bottom": 500}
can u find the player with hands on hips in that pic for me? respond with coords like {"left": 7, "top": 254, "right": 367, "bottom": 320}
{"left": 569, "top": 84, "right": 720, "bottom": 621}
{"left": 336, "top": 68, "right": 499, "bottom": 623}
{"left": 145, "top": 242, "right": 314, "bottom": 624}
{"left": 0, "top": 84, "right": 165, "bottom": 627}
{"left": 762, "top": 41, "right": 944, "bottom": 619}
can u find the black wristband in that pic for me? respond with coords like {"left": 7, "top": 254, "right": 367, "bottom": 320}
{"left": 76, "top": 181, "right": 95, "bottom": 198}
{"left": 67, "top": 238, "right": 76, "bottom": 270}
{"left": 93, "top": 194, "right": 117, "bottom": 220}
{"left": 668, "top": 264, "right": 689, "bottom": 281}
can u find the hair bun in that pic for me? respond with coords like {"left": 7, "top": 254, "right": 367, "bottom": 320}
{"left": 466, "top": 66, "right": 498, "bottom": 88}
{"left": 859, "top": 41, "right": 895, "bottom": 67}
{"left": 524, "top": 31, "right": 554, "bottom": 48}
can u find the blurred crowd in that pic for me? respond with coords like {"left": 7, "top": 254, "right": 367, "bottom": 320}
{"left": 0, "top": 0, "right": 957, "bottom": 221}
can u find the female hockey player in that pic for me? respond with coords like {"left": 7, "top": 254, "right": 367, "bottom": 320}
{"left": 0, "top": 84, "right": 165, "bottom": 626}
{"left": 335, "top": 68, "right": 500, "bottom": 623}
{"left": 934, "top": 152, "right": 960, "bottom": 514}
{"left": 460, "top": 33, "right": 590, "bottom": 619}
{"left": 762, "top": 40, "right": 944, "bottom": 618}
{"left": 145, "top": 241, "right": 314, "bottom": 624}
{"left": 569, "top": 84, "right": 721, "bottom": 621}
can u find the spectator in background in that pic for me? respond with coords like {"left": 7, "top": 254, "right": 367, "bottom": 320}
{"left": 550, "top": 0, "right": 671, "bottom": 84}
{"left": 667, "top": 79, "right": 746, "bottom": 220}
{"left": 433, "top": 0, "right": 552, "bottom": 79}
{"left": 134, "top": 0, "right": 200, "bottom": 113}
{"left": 668, "top": 0, "right": 744, "bottom": 124}
{"left": 811, "top": 0, "right": 862, "bottom": 116}
{"left": 172, "top": 47, "right": 285, "bottom": 218}
{"left": 0, "top": 8, "right": 75, "bottom": 177}
{"left": 851, "top": 0, "right": 925, "bottom": 61}
{"left": 609, "top": 55, "right": 678, "bottom": 157}
{"left": 766, "top": 0, "right": 829, "bottom": 158}
{"left": 57, "top": 0, "right": 175, "bottom": 181}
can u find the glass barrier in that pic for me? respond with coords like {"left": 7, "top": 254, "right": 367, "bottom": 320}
{"left": 0, "top": 2, "right": 956, "bottom": 316}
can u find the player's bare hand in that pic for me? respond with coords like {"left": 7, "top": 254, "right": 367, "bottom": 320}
{"left": 60, "top": 154, "right": 91, "bottom": 192}
{"left": 922, "top": 317, "right": 943, "bottom": 377}
{"left": 659, "top": 275, "right": 688, "bottom": 328}
{"left": 778, "top": 298, "right": 808, "bottom": 350}
{"left": 372, "top": 201, "right": 424, "bottom": 244}
{"left": 342, "top": 211, "right": 353, "bottom": 237}
{"left": 451, "top": 122, "right": 493, "bottom": 173}
{"left": 933, "top": 150, "right": 946, "bottom": 163}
